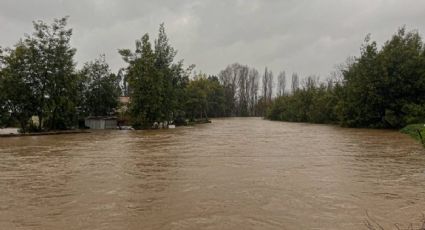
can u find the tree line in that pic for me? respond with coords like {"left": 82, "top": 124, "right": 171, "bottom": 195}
{"left": 0, "top": 17, "right": 282, "bottom": 131}
{"left": 267, "top": 27, "right": 425, "bottom": 129}
{"left": 3, "top": 18, "right": 421, "bottom": 131}
{"left": 0, "top": 18, "right": 121, "bottom": 131}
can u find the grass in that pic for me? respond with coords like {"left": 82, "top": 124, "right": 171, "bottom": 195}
{"left": 400, "top": 124, "right": 425, "bottom": 146}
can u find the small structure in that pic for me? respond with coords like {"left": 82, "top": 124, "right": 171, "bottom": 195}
{"left": 84, "top": 116, "right": 117, "bottom": 130}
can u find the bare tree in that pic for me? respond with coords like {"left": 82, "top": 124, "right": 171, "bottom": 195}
{"left": 277, "top": 71, "right": 286, "bottom": 97}
{"left": 219, "top": 63, "right": 240, "bottom": 116}
{"left": 262, "top": 67, "right": 274, "bottom": 103}
{"left": 248, "top": 68, "right": 259, "bottom": 116}
{"left": 237, "top": 65, "right": 249, "bottom": 116}
{"left": 219, "top": 63, "right": 262, "bottom": 117}
{"left": 291, "top": 72, "right": 299, "bottom": 93}
{"left": 267, "top": 70, "right": 273, "bottom": 102}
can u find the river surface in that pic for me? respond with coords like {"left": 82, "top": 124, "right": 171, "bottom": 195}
{"left": 1, "top": 118, "right": 425, "bottom": 229}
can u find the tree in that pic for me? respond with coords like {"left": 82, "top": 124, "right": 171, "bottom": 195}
{"left": 337, "top": 28, "right": 425, "bottom": 128}
{"left": 291, "top": 73, "right": 299, "bottom": 93}
{"left": 79, "top": 56, "right": 120, "bottom": 117}
{"left": 155, "top": 23, "right": 178, "bottom": 122}
{"left": 120, "top": 34, "right": 162, "bottom": 128}
{"left": 0, "top": 44, "right": 35, "bottom": 131}
{"left": 185, "top": 74, "right": 209, "bottom": 120}
{"left": 277, "top": 71, "right": 286, "bottom": 96}
{"left": 248, "top": 68, "right": 260, "bottom": 116}
{"left": 119, "top": 24, "right": 191, "bottom": 128}
{"left": 117, "top": 68, "right": 129, "bottom": 96}
{"left": 185, "top": 74, "right": 225, "bottom": 120}
{"left": 262, "top": 67, "right": 273, "bottom": 104}
{"left": 218, "top": 63, "right": 260, "bottom": 117}
{"left": 206, "top": 76, "right": 225, "bottom": 117}
{"left": 219, "top": 63, "right": 239, "bottom": 116}
{"left": 22, "top": 17, "right": 78, "bottom": 130}
{"left": 0, "top": 47, "right": 10, "bottom": 127}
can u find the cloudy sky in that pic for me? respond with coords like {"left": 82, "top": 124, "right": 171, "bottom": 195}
{"left": 1, "top": 0, "right": 424, "bottom": 79}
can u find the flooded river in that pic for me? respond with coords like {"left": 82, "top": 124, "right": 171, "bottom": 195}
{"left": 1, "top": 118, "right": 425, "bottom": 229}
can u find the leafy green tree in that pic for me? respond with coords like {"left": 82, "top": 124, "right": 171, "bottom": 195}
{"left": 185, "top": 75, "right": 209, "bottom": 120}
{"left": 22, "top": 17, "right": 78, "bottom": 130}
{"left": 0, "top": 44, "right": 36, "bottom": 131}
{"left": 268, "top": 27, "right": 425, "bottom": 129}
{"left": 120, "top": 24, "right": 191, "bottom": 128}
{"left": 120, "top": 34, "right": 163, "bottom": 128}
{"left": 79, "top": 56, "right": 120, "bottom": 117}
{"left": 267, "top": 76, "right": 338, "bottom": 124}
{"left": 337, "top": 28, "right": 425, "bottom": 128}
{"left": 155, "top": 23, "right": 177, "bottom": 121}
{"left": 206, "top": 76, "right": 225, "bottom": 117}
{"left": 0, "top": 47, "right": 10, "bottom": 127}
{"left": 185, "top": 74, "right": 226, "bottom": 120}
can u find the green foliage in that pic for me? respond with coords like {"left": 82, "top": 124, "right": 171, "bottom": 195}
{"left": 338, "top": 27, "right": 425, "bottom": 128}
{"left": 267, "top": 76, "right": 338, "bottom": 124}
{"left": 0, "top": 17, "right": 83, "bottom": 131}
{"left": 27, "top": 17, "right": 78, "bottom": 130}
{"left": 0, "top": 44, "right": 36, "bottom": 131}
{"left": 185, "top": 74, "right": 225, "bottom": 120}
{"left": 79, "top": 56, "right": 120, "bottom": 117}
{"left": 0, "top": 48, "right": 11, "bottom": 127}
{"left": 119, "top": 24, "right": 192, "bottom": 128}
{"left": 268, "top": 27, "right": 425, "bottom": 129}
{"left": 120, "top": 34, "right": 162, "bottom": 128}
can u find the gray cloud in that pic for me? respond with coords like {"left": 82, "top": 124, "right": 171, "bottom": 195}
{"left": 1, "top": 0, "right": 424, "bottom": 79}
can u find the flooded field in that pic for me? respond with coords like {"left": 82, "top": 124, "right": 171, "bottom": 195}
{"left": 0, "top": 118, "right": 424, "bottom": 229}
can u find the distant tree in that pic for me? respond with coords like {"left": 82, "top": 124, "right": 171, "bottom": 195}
{"left": 248, "top": 68, "right": 260, "bottom": 116}
{"left": 185, "top": 74, "right": 225, "bottom": 120}
{"left": 277, "top": 71, "right": 286, "bottom": 96}
{"left": 262, "top": 67, "right": 274, "bottom": 103}
{"left": 219, "top": 63, "right": 240, "bottom": 116}
{"left": 291, "top": 73, "right": 299, "bottom": 93}
{"left": 237, "top": 65, "right": 250, "bottom": 116}
{"left": 206, "top": 75, "right": 225, "bottom": 117}
{"left": 218, "top": 63, "right": 260, "bottom": 117}
{"left": 185, "top": 74, "right": 209, "bottom": 120}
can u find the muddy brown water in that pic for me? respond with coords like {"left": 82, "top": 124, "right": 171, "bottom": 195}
{"left": 0, "top": 118, "right": 424, "bottom": 229}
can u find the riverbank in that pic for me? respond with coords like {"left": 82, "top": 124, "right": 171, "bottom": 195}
{"left": 0, "top": 130, "right": 90, "bottom": 138}
{"left": 401, "top": 124, "right": 425, "bottom": 146}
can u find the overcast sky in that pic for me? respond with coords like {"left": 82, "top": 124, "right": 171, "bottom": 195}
{"left": 1, "top": 0, "right": 425, "bottom": 79}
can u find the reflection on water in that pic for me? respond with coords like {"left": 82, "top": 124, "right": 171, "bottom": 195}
{"left": 0, "top": 118, "right": 424, "bottom": 229}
